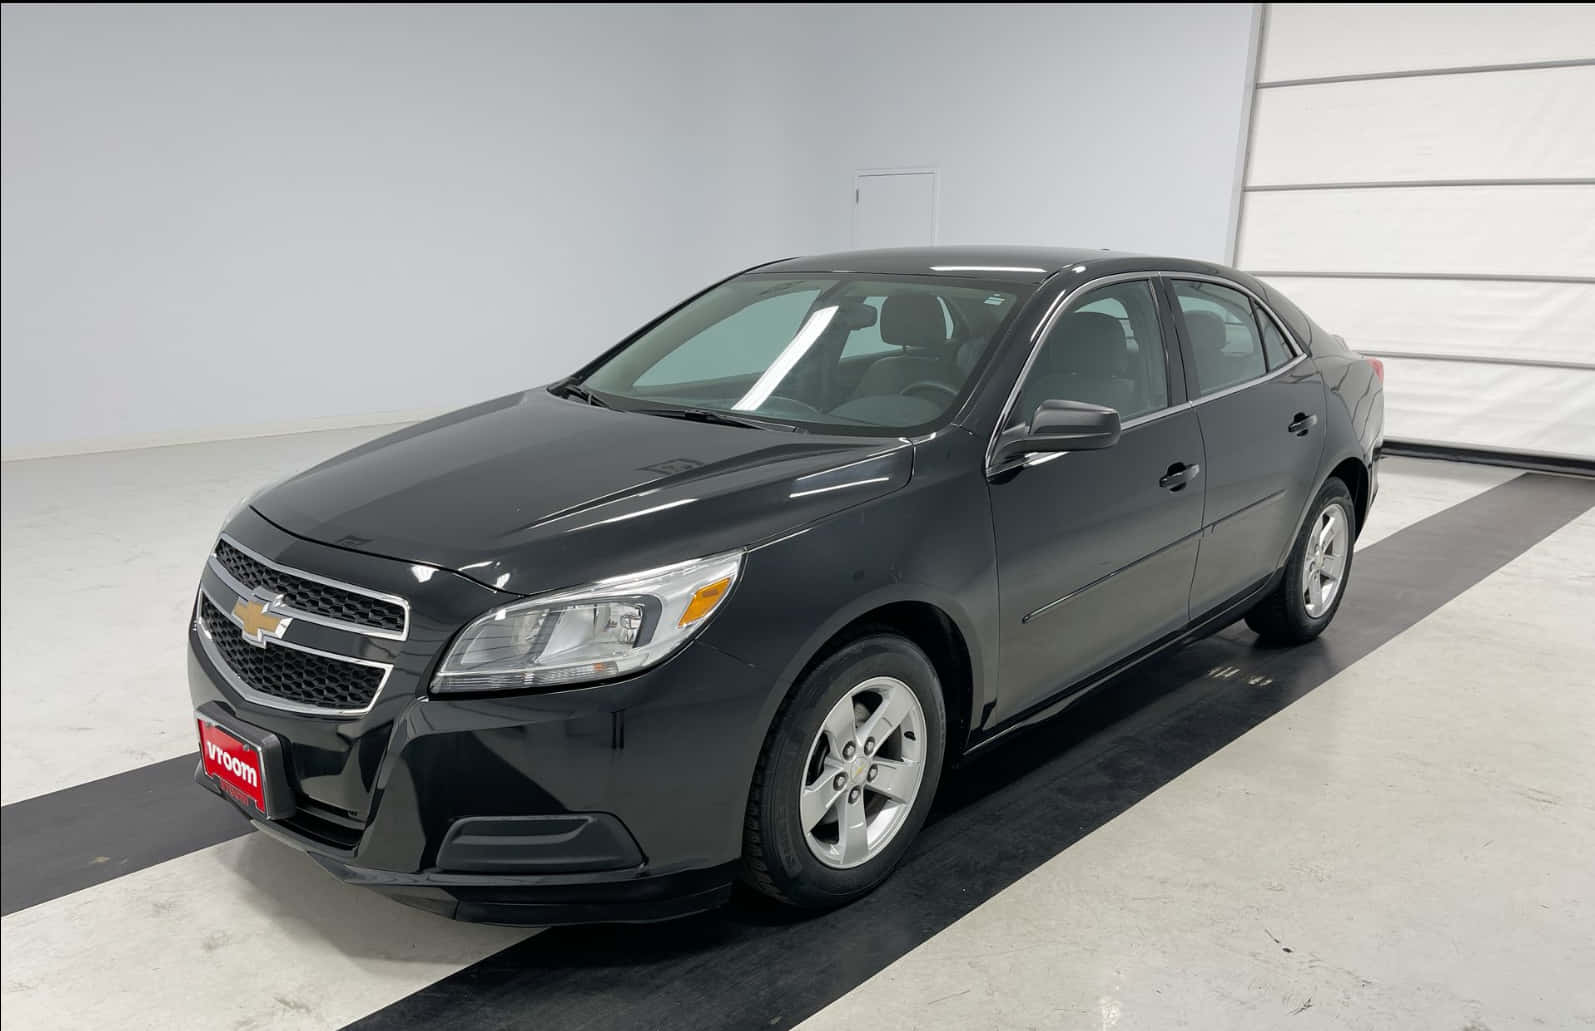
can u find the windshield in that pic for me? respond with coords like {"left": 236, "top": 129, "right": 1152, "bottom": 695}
{"left": 577, "top": 274, "right": 1030, "bottom": 434}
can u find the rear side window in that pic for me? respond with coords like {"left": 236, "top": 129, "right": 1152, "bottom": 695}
{"left": 1254, "top": 302, "right": 1294, "bottom": 370}
{"left": 1171, "top": 281, "right": 1266, "bottom": 396}
{"left": 1262, "top": 284, "right": 1315, "bottom": 349}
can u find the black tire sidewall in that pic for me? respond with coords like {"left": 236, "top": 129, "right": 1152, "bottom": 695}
{"left": 1282, "top": 480, "right": 1357, "bottom": 636}
{"left": 753, "top": 634, "right": 946, "bottom": 906}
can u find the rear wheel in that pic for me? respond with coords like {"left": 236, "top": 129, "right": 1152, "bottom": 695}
{"left": 741, "top": 634, "right": 946, "bottom": 909}
{"left": 1245, "top": 477, "right": 1356, "bottom": 644}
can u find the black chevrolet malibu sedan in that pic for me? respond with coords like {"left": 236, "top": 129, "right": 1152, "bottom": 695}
{"left": 190, "top": 246, "right": 1384, "bottom": 923}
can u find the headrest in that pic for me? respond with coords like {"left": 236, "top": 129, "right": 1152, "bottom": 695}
{"left": 1184, "top": 310, "right": 1228, "bottom": 355}
{"left": 1043, "top": 311, "right": 1126, "bottom": 378}
{"left": 880, "top": 294, "right": 947, "bottom": 349}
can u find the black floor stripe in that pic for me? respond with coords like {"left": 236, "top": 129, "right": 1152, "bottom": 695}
{"left": 0, "top": 753, "right": 249, "bottom": 915}
{"left": 344, "top": 472, "right": 1593, "bottom": 1031}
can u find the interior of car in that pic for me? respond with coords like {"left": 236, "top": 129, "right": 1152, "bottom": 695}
{"left": 1010, "top": 280, "right": 1170, "bottom": 428}
{"left": 1172, "top": 280, "right": 1290, "bottom": 396}
{"left": 587, "top": 277, "right": 1020, "bottom": 430}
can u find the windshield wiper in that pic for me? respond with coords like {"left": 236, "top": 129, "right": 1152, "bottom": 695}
{"left": 554, "top": 381, "right": 612, "bottom": 409}
{"left": 630, "top": 405, "right": 803, "bottom": 433}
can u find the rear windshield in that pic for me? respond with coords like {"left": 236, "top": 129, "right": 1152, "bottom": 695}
{"left": 580, "top": 274, "right": 1031, "bottom": 434}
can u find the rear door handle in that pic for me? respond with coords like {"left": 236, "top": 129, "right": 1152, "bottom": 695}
{"left": 1159, "top": 462, "right": 1200, "bottom": 492}
{"left": 1288, "top": 412, "right": 1318, "bottom": 436}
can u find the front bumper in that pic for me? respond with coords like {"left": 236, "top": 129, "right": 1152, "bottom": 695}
{"left": 194, "top": 769, "right": 735, "bottom": 923}
{"left": 187, "top": 510, "right": 777, "bottom": 924}
{"left": 189, "top": 634, "right": 769, "bottom": 923}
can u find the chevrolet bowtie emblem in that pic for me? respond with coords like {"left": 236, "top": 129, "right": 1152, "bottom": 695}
{"left": 233, "top": 597, "right": 290, "bottom": 646}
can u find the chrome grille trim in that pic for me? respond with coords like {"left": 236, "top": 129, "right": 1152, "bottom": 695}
{"left": 211, "top": 532, "right": 410, "bottom": 641}
{"left": 195, "top": 583, "right": 392, "bottom": 717}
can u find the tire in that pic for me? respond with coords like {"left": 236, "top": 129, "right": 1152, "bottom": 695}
{"left": 1245, "top": 477, "right": 1357, "bottom": 645}
{"left": 741, "top": 633, "right": 947, "bottom": 909}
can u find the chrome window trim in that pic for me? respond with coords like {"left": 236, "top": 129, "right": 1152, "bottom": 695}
{"left": 1119, "top": 399, "right": 1194, "bottom": 431}
{"left": 195, "top": 585, "right": 392, "bottom": 718}
{"left": 1189, "top": 352, "right": 1306, "bottom": 405}
{"left": 214, "top": 532, "right": 410, "bottom": 641}
{"left": 985, "top": 269, "right": 1309, "bottom": 472}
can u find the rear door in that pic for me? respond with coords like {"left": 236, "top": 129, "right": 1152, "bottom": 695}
{"left": 1164, "top": 277, "right": 1326, "bottom": 616}
{"left": 987, "top": 277, "right": 1205, "bottom": 723}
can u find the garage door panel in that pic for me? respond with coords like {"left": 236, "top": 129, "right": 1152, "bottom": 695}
{"left": 1238, "top": 185, "right": 1595, "bottom": 277}
{"left": 1248, "top": 67, "right": 1595, "bottom": 186}
{"left": 1246, "top": 5, "right": 1595, "bottom": 460}
{"left": 1378, "top": 358, "right": 1595, "bottom": 458}
{"left": 1261, "top": 277, "right": 1595, "bottom": 367}
{"left": 1261, "top": 4, "right": 1595, "bottom": 83}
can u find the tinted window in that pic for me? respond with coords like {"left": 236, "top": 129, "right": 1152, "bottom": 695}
{"left": 1253, "top": 302, "right": 1293, "bottom": 370}
{"left": 1172, "top": 280, "right": 1266, "bottom": 396}
{"left": 584, "top": 275, "right": 1027, "bottom": 434}
{"left": 1262, "top": 284, "right": 1314, "bottom": 349}
{"left": 840, "top": 295, "right": 954, "bottom": 358}
{"left": 1075, "top": 295, "right": 1134, "bottom": 348}
{"left": 1013, "top": 279, "right": 1169, "bottom": 425}
{"left": 637, "top": 288, "right": 822, "bottom": 387}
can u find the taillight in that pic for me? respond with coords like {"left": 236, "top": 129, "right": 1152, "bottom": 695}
{"left": 1368, "top": 357, "right": 1385, "bottom": 383}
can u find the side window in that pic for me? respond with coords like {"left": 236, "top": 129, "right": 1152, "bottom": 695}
{"left": 1013, "top": 279, "right": 1169, "bottom": 425}
{"left": 636, "top": 289, "right": 821, "bottom": 387}
{"left": 842, "top": 295, "right": 954, "bottom": 358}
{"left": 1074, "top": 295, "right": 1138, "bottom": 353}
{"left": 1253, "top": 301, "right": 1294, "bottom": 370}
{"left": 1171, "top": 281, "right": 1266, "bottom": 396}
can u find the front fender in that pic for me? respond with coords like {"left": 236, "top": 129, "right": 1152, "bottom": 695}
{"left": 694, "top": 429, "right": 1000, "bottom": 845}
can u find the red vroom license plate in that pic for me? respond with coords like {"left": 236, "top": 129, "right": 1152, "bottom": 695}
{"left": 198, "top": 718, "right": 268, "bottom": 815}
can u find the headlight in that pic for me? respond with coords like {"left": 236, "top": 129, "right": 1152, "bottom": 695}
{"left": 431, "top": 550, "right": 743, "bottom": 693}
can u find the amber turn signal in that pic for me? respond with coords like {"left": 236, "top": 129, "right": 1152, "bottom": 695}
{"left": 679, "top": 577, "right": 732, "bottom": 628}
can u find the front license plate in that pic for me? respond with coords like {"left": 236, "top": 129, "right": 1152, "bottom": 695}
{"left": 198, "top": 716, "right": 269, "bottom": 816}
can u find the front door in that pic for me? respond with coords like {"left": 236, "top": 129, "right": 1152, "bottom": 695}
{"left": 987, "top": 278, "right": 1205, "bottom": 723}
{"left": 1166, "top": 278, "right": 1327, "bottom": 615}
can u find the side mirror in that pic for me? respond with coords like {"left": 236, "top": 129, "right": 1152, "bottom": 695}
{"left": 992, "top": 399, "right": 1121, "bottom": 468}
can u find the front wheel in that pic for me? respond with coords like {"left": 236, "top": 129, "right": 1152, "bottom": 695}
{"left": 741, "top": 634, "right": 946, "bottom": 909}
{"left": 1245, "top": 477, "right": 1357, "bottom": 644}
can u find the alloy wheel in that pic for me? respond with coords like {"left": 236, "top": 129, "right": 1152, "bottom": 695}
{"left": 799, "top": 675, "right": 927, "bottom": 869}
{"left": 1302, "top": 504, "right": 1350, "bottom": 618}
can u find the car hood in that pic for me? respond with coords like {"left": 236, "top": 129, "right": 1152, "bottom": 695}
{"left": 252, "top": 388, "right": 913, "bottom": 597}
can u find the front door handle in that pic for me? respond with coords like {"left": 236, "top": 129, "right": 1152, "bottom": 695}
{"left": 1159, "top": 462, "right": 1201, "bottom": 492}
{"left": 1288, "top": 412, "right": 1319, "bottom": 436}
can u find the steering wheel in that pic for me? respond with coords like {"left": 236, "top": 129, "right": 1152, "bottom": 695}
{"left": 900, "top": 380, "right": 959, "bottom": 405}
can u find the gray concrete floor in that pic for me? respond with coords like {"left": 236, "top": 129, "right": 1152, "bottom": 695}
{"left": 1, "top": 435, "right": 1589, "bottom": 1030}
{"left": 802, "top": 495, "right": 1595, "bottom": 1031}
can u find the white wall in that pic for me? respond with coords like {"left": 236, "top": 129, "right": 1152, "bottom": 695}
{"left": 2, "top": 3, "right": 1256, "bottom": 456}
{"left": 796, "top": 4, "right": 1259, "bottom": 258}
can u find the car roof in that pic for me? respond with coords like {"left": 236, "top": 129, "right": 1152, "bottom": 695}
{"left": 758, "top": 245, "right": 1248, "bottom": 286}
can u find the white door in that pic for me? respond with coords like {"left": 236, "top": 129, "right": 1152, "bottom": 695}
{"left": 852, "top": 170, "right": 937, "bottom": 249}
{"left": 1233, "top": 4, "right": 1595, "bottom": 461}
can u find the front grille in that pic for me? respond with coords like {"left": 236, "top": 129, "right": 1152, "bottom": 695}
{"left": 213, "top": 538, "right": 405, "bottom": 634}
{"left": 199, "top": 596, "right": 385, "bottom": 711}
